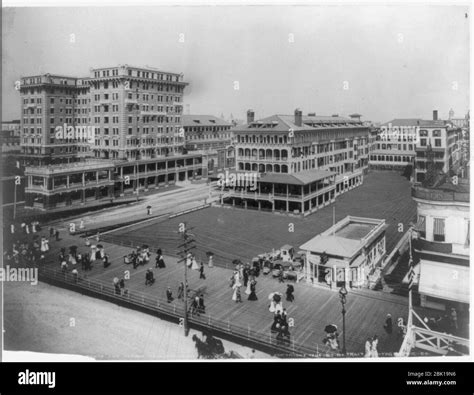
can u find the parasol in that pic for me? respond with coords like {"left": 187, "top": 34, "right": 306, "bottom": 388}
{"left": 268, "top": 292, "right": 282, "bottom": 302}
{"left": 324, "top": 324, "right": 338, "bottom": 334}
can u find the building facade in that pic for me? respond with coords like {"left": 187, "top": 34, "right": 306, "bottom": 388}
{"left": 218, "top": 109, "right": 369, "bottom": 216}
{"left": 24, "top": 154, "right": 203, "bottom": 211}
{"left": 182, "top": 114, "right": 234, "bottom": 176}
{"left": 369, "top": 119, "right": 418, "bottom": 170}
{"left": 18, "top": 65, "right": 187, "bottom": 166}
{"left": 414, "top": 111, "right": 462, "bottom": 183}
{"left": 412, "top": 178, "right": 470, "bottom": 312}
{"left": 300, "top": 216, "right": 387, "bottom": 289}
{"left": 89, "top": 65, "right": 187, "bottom": 161}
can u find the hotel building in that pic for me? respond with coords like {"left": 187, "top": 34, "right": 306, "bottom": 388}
{"left": 219, "top": 109, "right": 369, "bottom": 216}
{"left": 182, "top": 114, "right": 234, "bottom": 177}
{"left": 414, "top": 111, "right": 462, "bottom": 184}
{"left": 19, "top": 65, "right": 206, "bottom": 212}
{"left": 369, "top": 119, "right": 418, "bottom": 171}
{"left": 412, "top": 176, "right": 469, "bottom": 313}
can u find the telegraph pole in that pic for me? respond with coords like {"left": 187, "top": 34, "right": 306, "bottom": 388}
{"left": 177, "top": 222, "right": 196, "bottom": 337}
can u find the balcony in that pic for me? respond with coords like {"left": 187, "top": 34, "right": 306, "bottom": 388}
{"left": 411, "top": 186, "right": 469, "bottom": 203}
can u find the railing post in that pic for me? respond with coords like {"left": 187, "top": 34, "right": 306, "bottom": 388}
{"left": 208, "top": 315, "right": 211, "bottom": 325}
{"left": 227, "top": 319, "right": 230, "bottom": 332}
{"left": 247, "top": 325, "right": 250, "bottom": 339}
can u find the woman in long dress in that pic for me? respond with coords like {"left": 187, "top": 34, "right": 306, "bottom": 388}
{"left": 245, "top": 280, "right": 251, "bottom": 295}
{"left": 191, "top": 254, "right": 199, "bottom": 270}
{"left": 90, "top": 245, "right": 97, "bottom": 262}
{"left": 371, "top": 335, "right": 379, "bottom": 357}
{"left": 364, "top": 337, "right": 373, "bottom": 358}
{"left": 248, "top": 280, "right": 258, "bottom": 301}
{"left": 232, "top": 283, "right": 239, "bottom": 302}
{"left": 186, "top": 253, "right": 192, "bottom": 268}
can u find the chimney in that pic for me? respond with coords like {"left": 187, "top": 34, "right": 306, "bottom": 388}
{"left": 433, "top": 110, "right": 438, "bottom": 121}
{"left": 247, "top": 109, "right": 255, "bottom": 124}
{"left": 294, "top": 108, "right": 302, "bottom": 127}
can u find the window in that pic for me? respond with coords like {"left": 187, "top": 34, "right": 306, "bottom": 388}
{"left": 432, "top": 130, "right": 441, "bottom": 137}
{"left": 433, "top": 218, "right": 445, "bottom": 242}
{"left": 435, "top": 139, "right": 441, "bottom": 147}
{"left": 416, "top": 215, "right": 426, "bottom": 239}
{"left": 419, "top": 130, "right": 428, "bottom": 137}
{"left": 420, "top": 138, "right": 427, "bottom": 147}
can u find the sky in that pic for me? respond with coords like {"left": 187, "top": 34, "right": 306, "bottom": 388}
{"left": 1, "top": 4, "right": 470, "bottom": 123}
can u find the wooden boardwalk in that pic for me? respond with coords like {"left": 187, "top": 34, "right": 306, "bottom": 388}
{"left": 32, "top": 229, "right": 434, "bottom": 358}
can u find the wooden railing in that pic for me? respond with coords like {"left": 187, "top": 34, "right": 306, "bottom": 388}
{"left": 36, "top": 264, "right": 333, "bottom": 358}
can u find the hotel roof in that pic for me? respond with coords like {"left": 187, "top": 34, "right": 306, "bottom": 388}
{"left": 182, "top": 115, "right": 232, "bottom": 128}
{"left": 233, "top": 114, "right": 365, "bottom": 133}
{"left": 259, "top": 169, "right": 336, "bottom": 185}
{"left": 381, "top": 119, "right": 422, "bottom": 127}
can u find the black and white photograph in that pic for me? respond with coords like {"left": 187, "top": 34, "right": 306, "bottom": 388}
{"left": 0, "top": 0, "right": 472, "bottom": 377}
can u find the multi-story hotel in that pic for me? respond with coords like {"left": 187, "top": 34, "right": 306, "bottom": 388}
{"left": 19, "top": 65, "right": 206, "bottom": 212}
{"left": 19, "top": 74, "right": 90, "bottom": 166}
{"left": 89, "top": 65, "right": 186, "bottom": 160}
{"left": 219, "top": 109, "right": 369, "bottom": 216}
{"left": 182, "top": 114, "right": 234, "bottom": 176}
{"left": 414, "top": 111, "right": 462, "bottom": 184}
{"left": 369, "top": 119, "right": 418, "bottom": 171}
{"left": 412, "top": 176, "right": 469, "bottom": 313}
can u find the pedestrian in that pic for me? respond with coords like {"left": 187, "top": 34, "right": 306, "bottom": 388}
{"left": 145, "top": 269, "right": 155, "bottom": 286}
{"left": 286, "top": 284, "right": 295, "bottom": 302}
{"left": 166, "top": 287, "right": 174, "bottom": 303}
{"left": 55, "top": 229, "right": 60, "bottom": 241}
{"left": 177, "top": 282, "right": 184, "bottom": 300}
{"left": 450, "top": 308, "right": 458, "bottom": 331}
{"left": 371, "top": 335, "right": 379, "bottom": 357}
{"left": 103, "top": 254, "right": 111, "bottom": 268}
{"left": 278, "top": 270, "right": 284, "bottom": 283}
{"left": 248, "top": 279, "right": 258, "bottom": 301}
{"left": 364, "top": 337, "right": 373, "bottom": 358}
{"left": 199, "top": 261, "right": 206, "bottom": 279}
{"left": 146, "top": 205, "right": 152, "bottom": 215}
{"left": 198, "top": 294, "right": 205, "bottom": 313}
{"left": 191, "top": 296, "right": 200, "bottom": 316}
{"left": 232, "top": 283, "right": 242, "bottom": 303}
{"left": 155, "top": 253, "right": 165, "bottom": 268}
{"left": 384, "top": 313, "right": 393, "bottom": 334}
{"left": 71, "top": 268, "right": 79, "bottom": 283}
{"left": 113, "top": 277, "right": 120, "bottom": 295}
{"left": 243, "top": 267, "right": 249, "bottom": 287}
{"left": 49, "top": 226, "right": 54, "bottom": 238}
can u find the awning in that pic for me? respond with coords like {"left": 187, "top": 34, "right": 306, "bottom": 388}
{"left": 418, "top": 260, "right": 470, "bottom": 304}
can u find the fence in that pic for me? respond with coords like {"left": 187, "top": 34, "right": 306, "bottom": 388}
{"left": 36, "top": 264, "right": 332, "bottom": 358}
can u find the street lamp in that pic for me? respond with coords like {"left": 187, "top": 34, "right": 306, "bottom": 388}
{"left": 339, "top": 283, "right": 348, "bottom": 356}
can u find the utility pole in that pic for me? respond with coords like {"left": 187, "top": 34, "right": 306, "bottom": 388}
{"left": 177, "top": 222, "right": 196, "bottom": 337}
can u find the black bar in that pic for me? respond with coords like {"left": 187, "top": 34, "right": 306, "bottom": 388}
{"left": 0, "top": 362, "right": 473, "bottom": 393}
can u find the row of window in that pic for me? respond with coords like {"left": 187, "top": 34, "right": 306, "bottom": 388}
{"left": 375, "top": 143, "right": 414, "bottom": 151}
{"left": 419, "top": 129, "right": 442, "bottom": 137}
{"left": 93, "top": 69, "right": 180, "bottom": 82}
{"left": 186, "top": 133, "right": 232, "bottom": 141}
{"left": 419, "top": 138, "right": 442, "bottom": 147}
{"left": 370, "top": 155, "right": 413, "bottom": 162}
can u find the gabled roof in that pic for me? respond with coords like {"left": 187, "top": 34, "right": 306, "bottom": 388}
{"left": 259, "top": 169, "right": 336, "bottom": 185}
{"left": 381, "top": 118, "right": 422, "bottom": 127}
{"left": 233, "top": 114, "right": 364, "bottom": 133}
{"left": 182, "top": 115, "right": 231, "bottom": 128}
